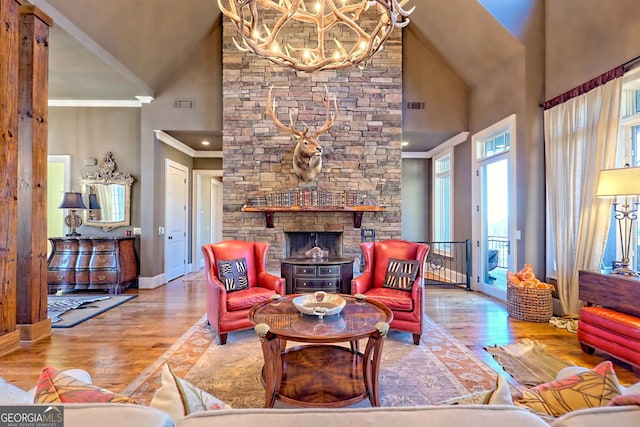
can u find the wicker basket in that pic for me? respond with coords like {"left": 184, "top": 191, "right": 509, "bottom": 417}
{"left": 506, "top": 284, "right": 553, "bottom": 322}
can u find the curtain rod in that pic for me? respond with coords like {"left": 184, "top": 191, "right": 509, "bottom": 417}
{"left": 539, "top": 54, "right": 640, "bottom": 109}
{"left": 624, "top": 54, "right": 640, "bottom": 71}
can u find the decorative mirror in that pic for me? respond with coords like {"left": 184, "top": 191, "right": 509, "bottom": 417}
{"left": 81, "top": 152, "right": 134, "bottom": 232}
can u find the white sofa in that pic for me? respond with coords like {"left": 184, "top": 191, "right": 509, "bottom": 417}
{"left": 56, "top": 403, "right": 640, "bottom": 427}
{"left": 2, "top": 369, "right": 639, "bottom": 427}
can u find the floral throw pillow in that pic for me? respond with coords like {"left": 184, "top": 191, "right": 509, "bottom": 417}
{"left": 216, "top": 257, "right": 249, "bottom": 292}
{"left": 33, "top": 366, "right": 134, "bottom": 404}
{"left": 382, "top": 258, "right": 420, "bottom": 292}
{"left": 513, "top": 361, "right": 622, "bottom": 417}
{"left": 150, "top": 363, "right": 230, "bottom": 421}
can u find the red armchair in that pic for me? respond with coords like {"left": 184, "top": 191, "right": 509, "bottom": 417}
{"left": 351, "top": 240, "right": 430, "bottom": 345}
{"left": 202, "top": 240, "right": 285, "bottom": 344}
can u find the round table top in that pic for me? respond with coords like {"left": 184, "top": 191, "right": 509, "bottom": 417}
{"left": 249, "top": 294, "right": 392, "bottom": 343}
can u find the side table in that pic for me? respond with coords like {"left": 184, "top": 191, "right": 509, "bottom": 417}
{"left": 249, "top": 294, "right": 392, "bottom": 408}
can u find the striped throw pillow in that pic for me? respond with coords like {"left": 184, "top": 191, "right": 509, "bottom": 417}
{"left": 383, "top": 258, "right": 420, "bottom": 292}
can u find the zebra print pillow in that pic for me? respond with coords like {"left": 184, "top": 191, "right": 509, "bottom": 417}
{"left": 383, "top": 258, "right": 420, "bottom": 292}
{"left": 216, "top": 258, "right": 249, "bottom": 292}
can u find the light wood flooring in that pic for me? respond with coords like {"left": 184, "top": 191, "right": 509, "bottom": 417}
{"left": 0, "top": 276, "right": 636, "bottom": 394}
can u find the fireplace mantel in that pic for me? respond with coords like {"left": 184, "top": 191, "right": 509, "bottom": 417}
{"left": 241, "top": 206, "right": 386, "bottom": 228}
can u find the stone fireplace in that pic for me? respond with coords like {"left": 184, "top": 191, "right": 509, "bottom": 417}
{"left": 284, "top": 232, "right": 343, "bottom": 258}
{"left": 220, "top": 16, "right": 404, "bottom": 272}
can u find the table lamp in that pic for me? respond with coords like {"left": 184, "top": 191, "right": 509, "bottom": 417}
{"left": 596, "top": 165, "right": 640, "bottom": 275}
{"left": 59, "top": 192, "right": 87, "bottom": 236}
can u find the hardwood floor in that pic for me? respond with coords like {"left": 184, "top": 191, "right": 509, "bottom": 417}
{"left": 0, "top": 277, "right": 636, "bottom": 394}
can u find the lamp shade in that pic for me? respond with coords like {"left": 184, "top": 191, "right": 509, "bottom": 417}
{"left": 58, "top": 192, "right": 87, "bottom": 209}
{"left": 596, "top": 167, "right": 640, "bottom": 196}
{"left": 88, "top": 193, "right": 101, "bottom": 210}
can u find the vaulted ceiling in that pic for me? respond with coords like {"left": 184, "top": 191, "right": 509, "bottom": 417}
{"left": 27, "top": 0, "right": 523, "bottom": 152}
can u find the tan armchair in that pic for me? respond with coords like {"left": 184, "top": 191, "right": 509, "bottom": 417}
{"left": 202, "top": 240, "right": 285, "bottom": 344}
{"left": 351, "top": 239, "right": 430, "bottom": 345}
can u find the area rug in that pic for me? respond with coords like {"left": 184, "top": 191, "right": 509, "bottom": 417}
{"left": 182, "top": 271, "right": 206, "bottom": 282}
{"left": 485, "top": 338, "right": 574, "bottom": 387}
{"left": 48, "top": 294, "right": 137, "bottom": 328}
{"left": 122, "top": 315, "right": 499, "bottom": 407}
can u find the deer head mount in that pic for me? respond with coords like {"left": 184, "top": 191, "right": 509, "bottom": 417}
{"left": 266, "top": 85, "right": 338, "bottom": 181}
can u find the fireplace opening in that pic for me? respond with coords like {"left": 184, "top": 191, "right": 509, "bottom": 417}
{"left": 284, "top": 232, "right": 343, "bottom": 258}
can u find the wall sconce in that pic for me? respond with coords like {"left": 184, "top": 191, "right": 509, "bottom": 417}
{"left": 87, "top": 193, "right": 101, "bottom": 221}
{"left": 58, "top": 192, "right": 86, "bottom": 237}
{"left": 596, "top": 165, "right": 640, "bottom": 275}
{"left": 217, "top": 0, "right": 415, "bottom": 72}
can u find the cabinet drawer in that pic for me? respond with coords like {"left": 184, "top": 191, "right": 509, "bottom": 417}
{"left": 75, "top": 270, "right": 90, "bottom": 285}
{"left": 49, "top": 254, "right": 78, "bottom": 268}
{"left": 90, "top": 271, "right": 118, "bottom": 284}
{"left": 294, "top": 265, "right": 317, "bottom": 276}
{"left": 90, "top": 254, "right": 118, "bottom": 269}
{"left": 318, "top": 265, "right": 340, "bottom": 276}
{"left": 294, "top": 278, "right": 339, "bottom": 292}
{"left": 93, "top": 241, "right": 117, "bottom": 252}
{"left": 48, "top": 270, "right": 75, "bottom": 284}
{"left": 53, "top": 241, "right": 79, "bottom": 252}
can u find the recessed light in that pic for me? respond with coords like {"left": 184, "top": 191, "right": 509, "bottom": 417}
{"left": 401, "top": 141, "right": 409, "bottom": 146}
{"left": 202, "top": 140, "right": 210, "bottom": 146}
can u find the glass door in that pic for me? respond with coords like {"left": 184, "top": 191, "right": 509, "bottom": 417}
{"left": 472, "top": 115, "right": 516, "bottom": 301}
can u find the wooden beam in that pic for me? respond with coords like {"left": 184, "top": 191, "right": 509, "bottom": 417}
{"left": 16, "top": 5, "right": 52, "bottom": 341}
{"left": 0, "top": 0, "right": 22, "bottom": 351}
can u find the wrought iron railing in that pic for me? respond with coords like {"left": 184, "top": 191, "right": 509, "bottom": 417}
{"left": 487, "top": 235, "right": 509, "bottom": 269}
{"left": 421, "top": 240, "right": 471, "bottom": 290}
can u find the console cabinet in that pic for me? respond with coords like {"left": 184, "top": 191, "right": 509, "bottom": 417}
{"left": 47, "top": 237, "right": 138, "bottom": 294}
{"left": 281, "top": 257, "right": 354, "bottom": 294}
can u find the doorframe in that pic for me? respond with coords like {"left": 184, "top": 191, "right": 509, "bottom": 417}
{"left": 192, "top": 169, "right": 223, "bottom": 272}
{"left": 471, "top": 114, "right": 517, "bottom": 300}
{"left": 165, "top": 159, "right": 190, "bottom": 280}
{"left": 47, "top": 155, "right": 71, "bottom": 254}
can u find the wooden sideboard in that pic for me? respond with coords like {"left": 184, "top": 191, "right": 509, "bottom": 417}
{"left": 578, "top": 270, "right": 640, "bottom": 317}
{"left": 281, "top": 257, "right": 354, "bottom": 294}
{"left": 47, "top": 237, "right": 138, "bottom": 294}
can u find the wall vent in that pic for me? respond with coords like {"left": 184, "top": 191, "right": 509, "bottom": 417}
{"left": 174, "top": 99, "right": 194, "bottom": 109}
{"left": 406, "top": 101, "right": 425, "bottom": 110}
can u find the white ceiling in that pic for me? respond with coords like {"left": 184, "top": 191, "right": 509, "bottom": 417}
{"left": 28, "top": 0, "right": 521, "bottom": 153}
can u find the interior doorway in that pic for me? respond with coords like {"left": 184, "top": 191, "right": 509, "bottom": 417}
{"left": 47, "top": 155, "right": 71, "bottom": 254}
{"left": 192, "top": 170, "right": 223, "bottom": 271}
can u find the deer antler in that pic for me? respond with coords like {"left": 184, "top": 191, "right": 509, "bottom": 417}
{"left": 266, "top": 86, "right": 309, "bottom": 140}
{"left": 313, "top": 85, "right": 338, "bottom": 137}
{"left": 266, "top": 85, "right": 337, "bottom": 138}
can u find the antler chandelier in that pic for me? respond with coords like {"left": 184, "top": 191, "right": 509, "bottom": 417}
{"left": 217, "top": 0, "right": 414, "bottom": 72}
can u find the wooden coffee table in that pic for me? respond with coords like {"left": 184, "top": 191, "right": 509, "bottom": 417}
{"left": 249, "top": 294, "right": 392, "bottom": 408}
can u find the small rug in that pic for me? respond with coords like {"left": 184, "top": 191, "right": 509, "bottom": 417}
{"left": 48, "top": 294, "right": 137, "bottom": 328}
{"left": 123, "top": 315, "right": 499, "bottom": 407}
{"left": 485, "top": 338, "right": 574, "bottom": 387}
{"left": 549, "top": 315, "right": 579, "bottom": 333}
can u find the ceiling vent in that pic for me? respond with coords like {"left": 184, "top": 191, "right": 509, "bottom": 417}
{"left": 406, "top": 101, "right": 425, "bottom": 110}
{"left": 174, "top": 99, "right": 194, "bottom": 109}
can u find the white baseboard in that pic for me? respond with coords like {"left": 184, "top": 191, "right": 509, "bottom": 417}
{"left": 138, "top": 273, "right": 166, "bottom": 290}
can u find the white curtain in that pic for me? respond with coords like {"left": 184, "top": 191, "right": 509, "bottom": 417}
{"left": 545, "top": 76, "right": 622, "bottom": 315}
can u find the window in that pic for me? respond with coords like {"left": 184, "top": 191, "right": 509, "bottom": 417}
{"left": 433, "top": 149, "right": 453, "bottom": 247}
{"left": 477, "top": 130, "right": 511, "bottom": 160}
{"left": 601, "top": 76, "right": 640, "bottom": 271}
